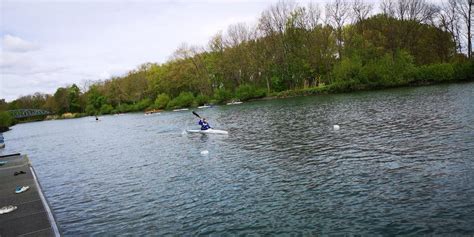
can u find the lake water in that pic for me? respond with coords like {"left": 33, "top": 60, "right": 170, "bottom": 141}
{"left": 1, "top": 83, "right": 474, "bottom": 235}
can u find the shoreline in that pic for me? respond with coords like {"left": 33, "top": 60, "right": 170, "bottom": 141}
{"left": 252, "top": 79, "right": 474, "bottom": 101}
{"left": 4, "top": 79, "right": 473, "bottom": 128}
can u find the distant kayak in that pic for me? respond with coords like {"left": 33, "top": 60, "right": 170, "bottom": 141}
{"left": 186, "top": 129, "right": 228, "bottom": 135}
{"left": 197, "top": 105, "right": 211, "bottom": 109}
{"left": 226, "top": 101, "right": 243, "bottom": 105}
{"left": 173, "top": 108, "right": 189, "bottom": 112}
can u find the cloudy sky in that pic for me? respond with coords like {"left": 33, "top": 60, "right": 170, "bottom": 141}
{"left": 1, "top": 0, "right": 281, "bottom": 101}
{"left": 0, "top": 0, "right": 440, "bottom": 101}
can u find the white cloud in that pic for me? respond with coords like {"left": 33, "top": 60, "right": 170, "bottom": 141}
{"left": 1, "top": 34, "right": 40, "bottom": 53}
{"left": 0, "top": 52, "right": 34, "bottom": 69}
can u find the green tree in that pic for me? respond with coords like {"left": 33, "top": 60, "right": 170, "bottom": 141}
{"left": 154, "top": 93, "right": 170, "bottom": 109}
{"left": 68, "top": 84, "right": 82, "bottom": 113}
{"left": 167, "top": 92, "right": 195, "bottom": 109}
{"left": 53, "top": 87, "right": 70, "bottom": 114}
{"left": 0, "top": 111, "right": 14, "bottom": 129}
{"left": 85, "top": 86, "right": 107, "bottom": 115}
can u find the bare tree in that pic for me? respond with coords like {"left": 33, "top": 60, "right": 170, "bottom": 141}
{"left": 258, "top": 0, "right": 297, "bottom": 36}
{"left": 395, "top": 0, "right": 410, "bottom": 20}
{"left": 170, "top": 42, "right": 193, "bottom": 61}
{"left": 351, "top": 0, "right": 373, "bottom": 23}
{"left": 257, "top": 0, "right": 297, "bottom": 87}
{"left": 306, "top": 2, "right": 322, "bottom": 30}
{"left": 439, "top": 0, "right": 462, "bottom": 53}
{"left": 457, "top": 0, "right": 473, "bottom": 58}
{"left": 325, "top": 0, "right": 351, "bottom": 59}
{"left": 406, "top": 0, "right": 437, "bottom": 23}
{"left": 423, "top": 3, "right": 441, "bottom": 26}
{"left": 389, "top": 0, "right": 436, "bottom": 23}
{"left": 170, "top": 43, "right": 211, "bottom": 93}
{"left": 290, "top": 6, "right": 308, "bottom": 30}
{"left": 380, "top": 0, "right": 396, "bottom": 17}
{"left": 225, "top": 23, "right": 251, "bottom": 47}
{"left": 208, "top": 31, "right": 224, "bottom": 53}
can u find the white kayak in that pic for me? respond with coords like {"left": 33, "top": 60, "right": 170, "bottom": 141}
{"left": 186, "top": 129, "right": 228, "bottom": 135}
{"left": 173, "top": 108, "right": 189, "bottom": 112}
{"left": 226, "top": 101, "right": 243, "bottom": 105}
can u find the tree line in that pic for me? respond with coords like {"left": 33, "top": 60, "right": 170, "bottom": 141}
{"left": 2, "top": 0, "right": 473, "bottom": 118}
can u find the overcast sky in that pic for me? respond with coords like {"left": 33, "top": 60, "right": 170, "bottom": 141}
{"left": 0, "top": 0, "right": 439, "bottom": 101}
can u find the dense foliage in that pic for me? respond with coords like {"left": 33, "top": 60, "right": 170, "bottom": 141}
{"left": 0, "top": 111, "right": 14, "bottom": 131}
{"left": 2, "top": 0, "right": 473, "bottom": 116}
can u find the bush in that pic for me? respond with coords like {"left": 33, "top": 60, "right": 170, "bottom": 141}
{"left": 154, "top": 93, "right": 170, "bottom": 109}
{"left": 359, "top": 51, "right": 415, "bottom": 88}
{"left": 235, "top": 84, "right": 267, "bottom": 101}
{"left": 330, "top": 51, "right": 416, "bottom": 91}
{"left": 414, "top": 63, "right": 455, "bottom": 83}
{"left": 167, "top": 92, "right": 195, "bottom": 109}
{"left": 116, "top": 103, "right": 133, "bottom": 113}
{"left": 271, "top": 76, "right": 286, "bottom": 92}
{"left": 195, "top": 94, "right": 210, "bottom": 105}
{"left": 213, "top": 88, "right": 233, "bottom": 104}
{"left": 329, "top": 80, "right": 364, "bottom": 92}
{"left": 0, "top": 111, "right": 14, "bottom": 128}
{"left": 99, "top": 104, "right": 114, "bottom": 114}
{"left": 302, "top": 85, "right": 331, "bottom": 95}
{"left": 132, "top": 99, "right": 152, "bottom": 111}
{"left": 453, "top": 60, "right": 474, "bottom": 81}
{"left": 85, "top": 104, "right": 96, "bottom": 115}
{"left": 332, "top": 57, "right": 362, "bottom": 84}
{"left": 73, "top": 113, "right": 87, "bottom": 118}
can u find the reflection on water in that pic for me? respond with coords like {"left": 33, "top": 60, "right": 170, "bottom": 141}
{"left": 2, "top": 83, "right": 474, "bottom": 235}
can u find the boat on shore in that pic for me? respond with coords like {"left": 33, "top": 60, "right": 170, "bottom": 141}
{"left": 173, "top": 108, "right": 189, "bottom": 112}
{"left": 226, "top": 101, "right": 243, "bottom": 105}
{"left": 144, "top": 109, "right": 162, "bottom": 115}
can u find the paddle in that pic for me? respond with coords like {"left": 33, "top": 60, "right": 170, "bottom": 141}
{"left": 192, "top": 111, "right": 212, "bottom": 129}
{"left": 192, "top": 111, "right": 201, "bottom": 119}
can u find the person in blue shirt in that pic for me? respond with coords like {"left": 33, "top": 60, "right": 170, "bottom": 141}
{"left": 198, "top": 118, "right": 211, "bottom": 130}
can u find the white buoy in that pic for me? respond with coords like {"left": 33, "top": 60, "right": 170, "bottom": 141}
{"left": 333, "top": 125, "right": 340, "bottom": 130}
{"left": 200, "top": 150, "right": 209, "bottom": 155}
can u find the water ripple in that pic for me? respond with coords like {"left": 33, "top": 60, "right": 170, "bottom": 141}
{"left": 1, "top": 83, "right": 473, "bottom": 235}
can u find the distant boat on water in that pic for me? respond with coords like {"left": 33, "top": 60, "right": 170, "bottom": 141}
{"left": 226, "top": 100, "right": 243, "bottom": 105}
{"left": 173, "top": 108, "right": 189, "bottom": 112}
{"left": 197, "top": 105, "right": 212, "bottom": 109}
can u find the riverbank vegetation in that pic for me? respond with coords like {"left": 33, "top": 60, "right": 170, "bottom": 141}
{"left": 2, "top": 0, "right": 473, "bottom": 117}
{"left": 0, "top": 111, "right": 14, "bottom": 132}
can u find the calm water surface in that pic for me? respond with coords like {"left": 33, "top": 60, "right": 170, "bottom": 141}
{"left": 2, "top": 83, "right": 474, "bottom": 235}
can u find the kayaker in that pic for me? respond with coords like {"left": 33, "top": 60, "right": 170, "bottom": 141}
{"left": 198, "top": 118, "right": 211, "bottom": 130}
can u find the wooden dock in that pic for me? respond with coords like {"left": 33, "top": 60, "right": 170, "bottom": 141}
{"left": 0, "top": 153, "right": 60, "bottom": 236}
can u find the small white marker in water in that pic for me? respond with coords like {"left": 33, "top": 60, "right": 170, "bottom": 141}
{"left": 200, "top": 150, "right": 209, "bottom": 156}
{"left": 333, "top": 125, "right": 340, "bottom": 130}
